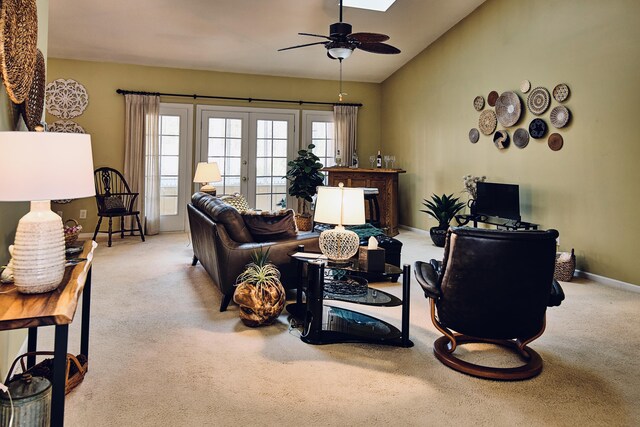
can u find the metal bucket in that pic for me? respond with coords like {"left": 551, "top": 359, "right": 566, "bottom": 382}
{"left": 0, "top": 374, "right": 51, "bottom": 427}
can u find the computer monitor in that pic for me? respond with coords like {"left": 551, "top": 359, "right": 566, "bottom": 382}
{"left": 474, "top": 182, "right": 521, "bottom": 220}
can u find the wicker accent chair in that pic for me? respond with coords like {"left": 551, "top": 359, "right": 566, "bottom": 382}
{"left": 414, "top": 227, "right": 564, "bottom": 380}
{"left": 92, "top": 167, "right": 145, "bottom": 247}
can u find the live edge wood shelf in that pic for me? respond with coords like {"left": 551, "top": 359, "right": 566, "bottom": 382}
{"left": 0, "top": 240, "right": 96, "bottom": 427}
{"left": 322, "top": 167, "right": 406, "bottom": 236}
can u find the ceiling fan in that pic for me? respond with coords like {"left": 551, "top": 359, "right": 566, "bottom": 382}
{"left": 278, "top": 0, "right": 401, "bottom": 60}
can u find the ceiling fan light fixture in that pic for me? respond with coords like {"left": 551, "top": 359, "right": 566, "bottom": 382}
{"left": 328, "top": 47, "right": 353, "bottom": 60}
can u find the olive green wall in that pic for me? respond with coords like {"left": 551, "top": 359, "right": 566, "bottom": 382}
{"left": 0, "top": 0, "right": 49, "bottom": 380}
{"left": 381, "top": 0, "right": 640, "bottom": 285}
{"left": 46, "top": 59, "right": 381, "bottom": 232}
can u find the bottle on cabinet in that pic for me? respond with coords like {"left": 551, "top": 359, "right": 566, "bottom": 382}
{"left": 335, "top": 149, "right": 342, "bottom": 167}
{"left": 376, "top": 150, "right": 382, "bottom": 168}
{"left": 351, "top": 151, "right": 359, "bottom": 168}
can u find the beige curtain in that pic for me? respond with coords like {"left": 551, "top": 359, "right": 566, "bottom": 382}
{"left": 123, "top": 94, "right": 160, "bottom": 235}
{"left": 333, "top": 105, "right": 358, "bottom": 166}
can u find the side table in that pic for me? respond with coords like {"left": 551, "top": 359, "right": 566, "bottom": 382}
{"left": 0, "top": 240, "right": 96, "bottom": 427}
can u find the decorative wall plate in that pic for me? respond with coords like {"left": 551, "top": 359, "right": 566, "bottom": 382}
{"left": 550, "top": 105, "right": 570, "bottom": 128}
{"left": 513, "top": 128, "right": 530, "bottom": 148}
{"left": 493, "top": 130, "right": 510, "bottom": 150}
{"left": 495, "top": 91, "right": 522, "bottom": 127}
{"left": 548, "top": 133, "right": 564, "bottom": 151}
{"left": 20, "top": 48, "right": 45, "bottom": 131}
{"left": 527, "top": 87, "right": 550, "bottom": 115}
{"left": 529, "top": 118, "right": 547, "bottom": 139}
{"left": 553, "top": 83, "right": 570, "bottom": 102}
{"left": 469, "top": 128, "right": 480, "bottom": 144}
{"left": 520, "top": 80, "right": 531, "bottom": 93}
{"left": 487, "top": 91, "right": 499, "bottom": 107}
{"left": 45, "top": 79, "right": 89, "bottom": 119}
{"left": 0, "top": 0, "right": 38, "bottom": 104}
{"left": 473, "top": 96, "right": 485, "bottom": 111}
{"left": 479, "top": 110, "right": 497, "bottom": 135}
{"left": 49, "top": 120, "right": 86, "bottom": 134}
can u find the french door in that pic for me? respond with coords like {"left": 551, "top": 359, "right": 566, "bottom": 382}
{"left": 196, "top": 106, "right": 299, "bottom": 211}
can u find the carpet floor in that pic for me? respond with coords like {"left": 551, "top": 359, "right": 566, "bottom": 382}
{"left": 34, "top": 230, "right": 640, "bottom": 426}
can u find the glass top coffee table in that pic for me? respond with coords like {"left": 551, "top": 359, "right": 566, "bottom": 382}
{"left": 287, "top": 251, "right": 413, "bottom": 347}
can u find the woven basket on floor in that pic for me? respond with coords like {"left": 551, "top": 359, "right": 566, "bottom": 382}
{"left": 295, "top": 214, "right": 313, "bottom": 232}
{"left": 554, "top": 249, "right": 575, "bottom": 282}
{"left": 6, "top": 351, "right": 88, "bottom": 395}
{"left": 64, "top": 219, "right": 82, "bottom": 246}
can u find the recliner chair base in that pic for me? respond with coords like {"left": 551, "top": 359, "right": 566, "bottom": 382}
{"left": 433, "top": 333, "right": 543, "bottom": 381}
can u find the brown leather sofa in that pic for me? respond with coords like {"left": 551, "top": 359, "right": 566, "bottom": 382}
{"left": 188, "top": 192, "right": 320, "bottom": 311}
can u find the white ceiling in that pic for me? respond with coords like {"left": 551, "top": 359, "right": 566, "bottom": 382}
{"left": 48, "top": 0, "right": 484, "bottom": 83}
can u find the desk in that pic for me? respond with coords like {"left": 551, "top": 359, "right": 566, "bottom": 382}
{"left": 0, "top": 240, "right": 96, "bottom": 427}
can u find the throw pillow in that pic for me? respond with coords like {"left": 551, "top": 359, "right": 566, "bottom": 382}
{"left": 103, "top": 196, "right": 126, "bottom": 213}
{"left": 219, "top": 193, "right": 250, "bottom": 213}
{"left": 241, "top": 209, "right": 297, "bottom": 242}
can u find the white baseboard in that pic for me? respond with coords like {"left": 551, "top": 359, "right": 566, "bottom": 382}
{"left": 575, "top": 270, "right": 640, "bottom": 292}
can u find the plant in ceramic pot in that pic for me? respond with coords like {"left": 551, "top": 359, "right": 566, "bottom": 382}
{"left": 233, "top": 248, "right": 286, "bottom": 327}
{"left": 284, "top": 143, "right": 325, "bottom": 231}
{"left": 462, "top": 175, "right": 486, "bottom": 214}
{"left": 421, "top": 193, "right": 465, "bottom": 247}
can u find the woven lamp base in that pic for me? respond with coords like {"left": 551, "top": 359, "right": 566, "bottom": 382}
{"left": 319, "top": 227, "right": 359, "bottom": 262}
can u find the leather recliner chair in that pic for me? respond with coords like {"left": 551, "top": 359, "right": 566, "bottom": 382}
{"left": 188, "top": 192, "right": 320, "bottom": 311}
{"left": 414, "top": 227, "right": 565, "bottom": 380}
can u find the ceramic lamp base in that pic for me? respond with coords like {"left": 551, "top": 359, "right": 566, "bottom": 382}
{"left": 200, "top": 184, "right": 217, "bottom": 196}
{"left": 11, "top": 200, "right": 65, "bottom": 294}
{"left": 319, "top": 226, "right": 359, "bottom": 263}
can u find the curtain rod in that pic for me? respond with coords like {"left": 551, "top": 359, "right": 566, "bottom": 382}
{"left": 115, "top": 89, "right": 362, "bottom": 107}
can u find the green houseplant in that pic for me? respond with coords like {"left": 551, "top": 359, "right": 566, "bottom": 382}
{"left": 233, "top": 248, "right": 286, "bottom": 327}
{"left": 421, "top": 193, "right": 465, "bottom": 247}
{"left": 284, "top": 143, "right": 325, "bottom": 231}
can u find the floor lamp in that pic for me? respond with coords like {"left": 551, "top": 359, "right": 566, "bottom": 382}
{"left": 0, "top": 132, "right": 95, "bottom": 294}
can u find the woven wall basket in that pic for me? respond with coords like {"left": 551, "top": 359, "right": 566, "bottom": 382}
{"left": 0, "top": 0, "right": 38, "bottom": 104}
{"left": 20, "top": 48, "right": 45, "bottom": 130}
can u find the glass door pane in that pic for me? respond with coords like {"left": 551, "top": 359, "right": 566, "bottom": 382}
{"left": 254, "top": 119, "right": 289, "bottom": 211}
{"left": 207, "top": 117, "right": 243, "bottom": 195}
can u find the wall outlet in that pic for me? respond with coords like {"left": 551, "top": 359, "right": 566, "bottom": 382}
{"left": 79, "top": 209, "right": 87, "bottom": 219}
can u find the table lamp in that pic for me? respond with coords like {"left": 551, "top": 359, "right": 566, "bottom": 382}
{"left": 313, "top": 183, "right": 365, "bottom": 264}
{"left": 0, "top": 132, "right": 95, "bottom": 294}
{"left": 193, "top": 162, "right": 222, "bottom": 195}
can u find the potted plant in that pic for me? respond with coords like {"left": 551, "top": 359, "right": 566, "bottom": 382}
{"left": 421, "top": 193, "right": 465, "bottom": 247}
{"left": 284, "top": 143, "right": 325, "bottom": 231}
{"left": 233, "top": 248, "right": 286, "bottom": 327}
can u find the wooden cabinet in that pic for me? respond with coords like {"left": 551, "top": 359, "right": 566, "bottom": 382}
{"left": 323, "top": 167, "right": 406, "bottom": 236}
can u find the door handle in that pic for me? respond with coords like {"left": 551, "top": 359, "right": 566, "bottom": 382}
{"left": 242, "top": 160, "right": 248, "bottom": 165}
{"left": 242, "top": 176, "right": 247, "bottom": 182}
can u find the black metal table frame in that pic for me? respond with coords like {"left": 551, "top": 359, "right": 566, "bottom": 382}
{"left": 290, "top": 250, "right": 413, "bottom": 347}
{"left": 455, "top": 214, "right": 538, "bottom": 231}
{"left": 24, "top": 267, "right": 92, "bottom": 427}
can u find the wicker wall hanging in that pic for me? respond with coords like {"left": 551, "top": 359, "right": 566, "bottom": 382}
{"left": 49, "top": 120, "right": 86, "bottom": 134}
{"left": 0, "top": 0, "right": 38, "bottom": 104}
{"left": 45, "top": 79, "right": 89, "bottom": 119}
{"left": 478, "top": 110, "right": 497, "bottom": 135}
{"left": 20, "top": 48, "right": 45, "bottom": 131}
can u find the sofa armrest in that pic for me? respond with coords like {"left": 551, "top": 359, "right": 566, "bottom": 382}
{"left": 414, "top": 260, "right": 442, "bottom": 300}
{"left": 548, "top": 279, "right": 565, "bottom": 307}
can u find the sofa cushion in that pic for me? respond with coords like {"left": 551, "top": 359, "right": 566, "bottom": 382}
{"left": 241, "top": 209, "right": 298, "bottom": 242}
{"left": 191, "top": 192, "right": 253, "bottom": 243}
{"left": 219, "top": 193, "right": 250, "bottom": 213}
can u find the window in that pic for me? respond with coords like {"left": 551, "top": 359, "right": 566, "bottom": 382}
{"left": 159, "top": 115, "right": 180, "bottom": 216}
{"left": 303, "top": 111, "right": 335, "bottom": 185}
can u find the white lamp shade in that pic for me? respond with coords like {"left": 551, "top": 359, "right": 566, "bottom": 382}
{"left": 193, "top": 162, "right": 222, "bottom": 184}
{"left": 314, "top": 184, "right": 365, "bottom": 226}
{"left": 328, "top": 47, "right": 353, "bottom": 60}
{"left": 0, "top": 132, "right": 95, "bottom": 201}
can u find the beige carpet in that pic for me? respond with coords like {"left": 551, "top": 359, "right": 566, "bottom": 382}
{"left": 34, "top": 230, "right": 640, "bottom": 426}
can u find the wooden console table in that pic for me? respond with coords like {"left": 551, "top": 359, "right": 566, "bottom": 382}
{"left": 0, "top": 240, "right": 96, "bottom": 427}
{"left": 322, "top": 167, "right": 406, "bottom": 236}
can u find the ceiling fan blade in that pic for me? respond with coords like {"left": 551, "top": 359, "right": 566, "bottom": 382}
{"left": 349, "top": 32, "right": 390, "bottom": 43}
{"left": 278, "top": 41, "right": 329, "bottom": 52}
{"left": 298, "top": 32, "right": 332, "bottom": 40}
{"left": 357, "top": 42, "right": 401, "bottom": 54}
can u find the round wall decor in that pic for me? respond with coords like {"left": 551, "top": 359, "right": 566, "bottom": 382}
{"left": 479, "top": 110, "right": 497, "bottom": 135}
{"left": 520, "top": 80, "right": 531, "bottom": 93}
{"left": 487, "top": 91, "right": 499, "bottom": 107}
{"left": 529, "top": 118, "right": 547, "bottom": 139}
{"left": 469, "top": 128, "right": 480, "bottom": 143}
{"left": 495, "top": 91, "right": 522, "bottom": 127}
{"left": 493, "top": 130, "right": 510, "bottom": 150}
{"left": 550, "top": 105, "right": 570, "bottom": 128}
{"left": 527, "top": 87, "right": 550, "bottom": 115}
{"left": 548, "top": 133, "right": 564, "bottom": 151}
{"left": 553, "top": 83, "right": 570, "bottom": 102}
{"left": 20, "top": 48, "right": 45, "bottom": 131}
{"left": 49, "top": 120, "right": 86, "bottom": 134}
{"left": 513, "top": 128, "right": 530, "bottom": 148}
{"left": 0, "top": 0, "right": 38, "bottom": 104}
{"left": 473, "top": 96, "right": 485, "bottom": 111}
{"left": 45, "top": 79, "right": 89, "bottom": 119}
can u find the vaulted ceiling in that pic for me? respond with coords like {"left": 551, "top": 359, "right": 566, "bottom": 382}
{"left": 48, "top": 0, "right": 484, "bottom": 83}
